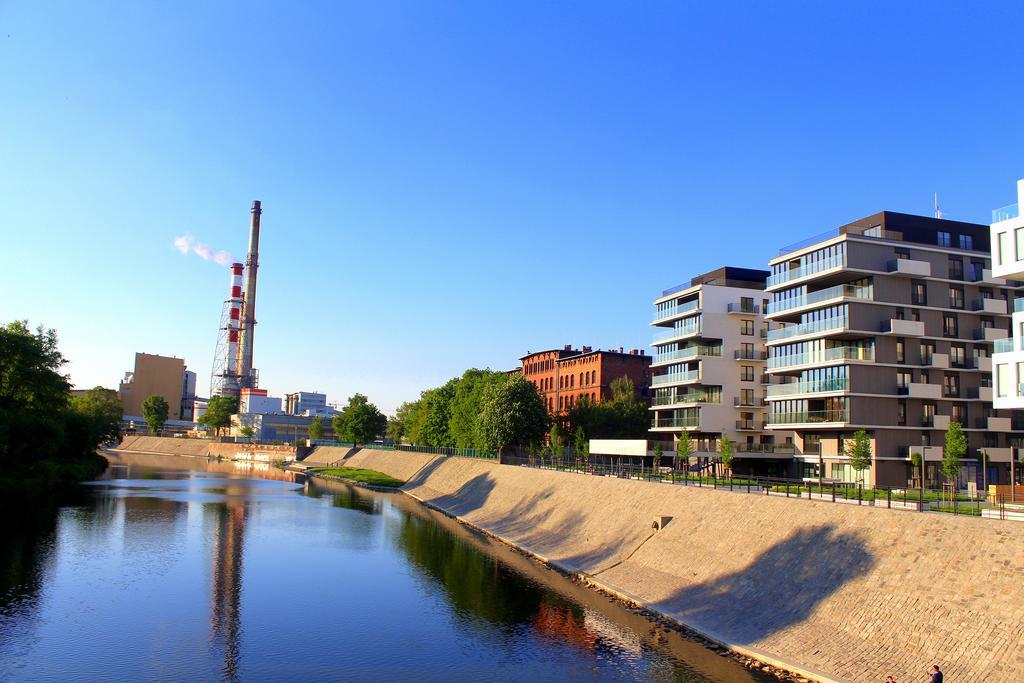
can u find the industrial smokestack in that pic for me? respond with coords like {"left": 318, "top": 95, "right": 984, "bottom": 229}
{"left": 237, "top": 200, "right": 261, "bottom": 388}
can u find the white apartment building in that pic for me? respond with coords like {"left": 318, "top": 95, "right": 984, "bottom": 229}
{"left": 650, "top": 266, "right": 793, "bottom": 476}
{"left": 991, "top": 178, "right": 1024, "bottom": 409}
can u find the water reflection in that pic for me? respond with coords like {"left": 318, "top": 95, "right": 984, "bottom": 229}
{"left": 0, "top": 455, "right": 769, "bottom": 682}
{"left": 209, "top": 500, "right": 246, "bottom": 681}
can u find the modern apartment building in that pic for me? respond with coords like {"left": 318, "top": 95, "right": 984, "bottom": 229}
{"left": 520, "top": 345, "right": 651, "bottom": 415}
{"left": 649, "top": 266, "right": 792, "bottom": 475}
{"left": 990, "top": 179, "right": 1024, "bottom": 412}
{"left": 765, "top": 212, "right": 1024, "bottom": 488}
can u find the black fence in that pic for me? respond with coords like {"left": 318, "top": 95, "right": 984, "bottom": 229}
{"left": 499, "top": 452, "right": 1014, "bottom": 518}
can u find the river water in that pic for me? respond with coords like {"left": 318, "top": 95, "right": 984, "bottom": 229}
{"left": 0, "top": 453, "right": 769, "bottom": 682}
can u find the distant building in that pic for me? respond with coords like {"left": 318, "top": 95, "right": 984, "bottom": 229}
{"left": 239, "top": 388, "right": 282, "bottom": 415}
{"left": 118, "top": 352, "right": 193, "bottom": 422}
{"left": 519, "top": 345, "right": 651, "bottom": 414}
{"left": 284, "top": 391, "right": 336, "bottom": 417}
{"left": 181, "top": 370, "right": 197, "bottom": 421}
{"left": 234, "top": 412, "right": 335, "bottom": 443}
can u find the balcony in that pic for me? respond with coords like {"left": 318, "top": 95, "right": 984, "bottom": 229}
{"left": 982, "top": 269, "right": 1007, "bottom": 285}
{"left": 988, "top": 416, "right": 1012, "bottom": 432}
{"left": 972, "top": 298, "right": 1008, "bottom": 315}
{"left": 909, "top": 445, "right": 943, "bottom": 462}
{"left": 653, "top": 345, "right": 721, "bottom": 366}
{"left": 766, "top": 283, "right": 873, "bottom": 316}
{"left": 734, "top": 349, "right": 767, "bottom": 361}
{"left": 978, "top": 356, "right": 992, "bottom": 372}
{"left": 727, "top": 302, "right": 759, "bottom": 314}
{"left": 734, "top": 396, "right": 765, "bottom": 407}
{"left": 651, "top": 416, "right": 700, "bottom": 429}
{"left": 765, "top": 316, "right": 848, "bottom": 343}
{"left": 897, "top": 382, "right": 942, "bottom": 400}
{"left": 651, "top": 391, "right": 720, "bottom": 407}
{"left": 887, "top": 258, "right": 931, "bottom": 277}
{"left": 766, "top": 255, "right": 846, "bottom": 288}
{"left": 968, "top": 386, "right": 993, "bottom": 401}
{"left": 651, "top": 369, "right": 701, "bottom": 387}
{"left": 1015, "top": 297, "right": 1024, "bottom": 313}
{"left": 932, "top": 415, "right": 950, "bottom": 430}
{"left": 882, "top": 319, "right": 925, "bottom": 336}
{"left": 735, "top": 419, "right": 762, "bottom": 431}
{"left": 767, "top": 344, "right": 874, "bottom": 370}
{"left": 766, "top": 377, "right": 849, "bottom": 398}
{"left": 768, "top": 409, "right": 849, "bottom": 426}
{"left": 992, "top": 203, "right": 1019, "bottom": 223}
{"left": 926, "top": 353, "right": 950, "bottom": 369}
{"left": 653, "top": 318, "right": 703, "bottom": 345}
{"left": 994, "top": 337, "right": 1016, "bottom": 354}
{"left": 974, "top": 327, "right": 1008, "bottom": 343}
{"left": 981, "top": 447, "right": 1014, "bottom": 463}
{"left": 653, "top": 298, "right": 700, "bottom": 322}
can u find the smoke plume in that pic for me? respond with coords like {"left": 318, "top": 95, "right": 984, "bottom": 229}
{"left": 174, "top": 235, "right": 233, "bottom": 266}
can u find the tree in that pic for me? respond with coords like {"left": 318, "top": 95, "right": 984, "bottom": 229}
{"left": 574, "top": 425, "right": 586, "bottom": 460}
{"left": 479, "top": 374, "right": 548, "bottom": 456}
{"left": 200, "top": 395, "right": 238, "bottom": 437}
{"left": 563, "top": 377, "right": 648, "bottom": 440}
{"left": 675, "top": 431, "right": 694, "bottom": 473}
{"left": 71, "top": 386, "right": 123, "bottom": 444}
{"left": 421, "top": 380, "right": 457, "bottom": 447}
{"left": 141, "top": 395, "right": 169, "bottom": 435}
{"left": 308, "top": 416, "right": 324, "bottom": 441}
{"left": 333, "top": 393, "right": 387, "bottom": 443}
{"left": 718, "top": 435, "right": 735, "bottom": 477}
{"left": 845, "top": 429, "right": 873, "bottom": 485}
{"left": 652, "top": 441, "right": 662, "bottom": 471}
{"left": 386, "top": 417, "right": 405, "bottom": 444}
{"left": 448, "top": 369, "right": 506, "bottom": 450}
{"left": 942, "top": 421, "right": 967, "bottom": 491}
{"left": 549, "top": 422, "right": 563, "bottom": 464}
{"left": 910, "top": 450, "right": 923, "bottom": 487}
{"left": 239, "top": 425, "right": 254, "bottom": 441}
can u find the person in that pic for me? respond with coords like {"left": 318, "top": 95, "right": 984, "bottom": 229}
{"left": 885, "top": 676, "right": 896, "bottom": 683}
{"left": 929, "top": 664, "right": 943, "bottom": 683}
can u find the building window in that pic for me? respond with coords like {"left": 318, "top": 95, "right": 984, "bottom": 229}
{"left": 951, "top": 403, "right": 966, "bottom": 424}
{"left": 948, "top": 257, "right": 963, "bottom": 280}
{"left": 959, "top": 234, "right": 973, "bottom": 251}
{"left": 740, "top": 320, "right": 754, "bottom": 336}
{"left": 741, "top": 388, "right": 754, "bottom": 405}
{"left": 1017, "top": 228, "right": 1024, "bottom": 262}
{"left": 894, "top": 247, "right": 910, "bottom": 260}
{"left": 997, "top": 363, "right": 1010, "bottom": 397}
{"left": 943, "top": 314, "right": 958, "bottom": 338}
{"left": 896, "top": 338, "right": 905, "bottom": 363}
{"left": 920, "top": 342, "right": 934, "bottom": 365}
{"left": 999, "top": 231, "right": 1010, "bottom": 265}
{"left": 741, "top": 365, "right": 754, "bottom": 382}
{"left": 911, "top": 309, "right": 921, "bottom": 322}
{"left": 969, "top": 260, "right": 985, "bottom": 281}
{"left": 949, "top": 285, "right": 964, "bottom": 309}
{"left": 898, "top": 400, "right": 907, "bottom": 426}
{"left": 912, "top": 280, "right": 927, "bottom": 305}
{"left": 943, "top": 374, "right": 959, "bottom": 398}
{"left": 950, "top": 344, "right": 966, "bottom": 367}
{"left": 937, "top": 231, "right": 951, "bottom": 248}
{"left": 897, "top": 371, "right": 912, "bottom": 389}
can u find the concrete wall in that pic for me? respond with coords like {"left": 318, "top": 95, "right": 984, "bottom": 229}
{"left": 351, "top": 448, "right": 1024, "bottom": 683}
{"left": 116, "top": 435, "right": 210, "bottom": 457}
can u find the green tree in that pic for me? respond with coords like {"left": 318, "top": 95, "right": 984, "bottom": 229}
{"left": 141, "top": 395, "right": 169, "bottom": 435}
{"left": 333, "top": 393, "right": 387, "bottom": 443}
{"left": 574, "top": 425, "right": 586, "bottom": 460}
{"left": 675, "top": 431, "right": 694, "bottom": 473}
{"left": 942, "top": 421, "right": 967, "bottom": 490}
{"left": 549, "top": 422, "right": 563, "bottom": 463}
{"left": 71, "top": 386, "right": 123, "bottom": 444}
{"left": 393, "top": 398, "right": 427, "bottom": 445}
{"left": 845, "top": 429, "right": 873, "bottom": 484}
{"left": 386, "top": 416, "right": 405, "bottom": 444}
{"left": 607, "top": 376, "right": 649, "bottom": 437}
{"left": 479, "top": 374, "right": 548, "bottom": 456}
{"left": 200, "top": 395, "right": 238, "bottom": 437}
{"left": 910, "top": 451, "right": 923, "bottom": 486}
{"left": 448, "top": 369, "right": 505, "bottom": 449}
{"left": 652, "top": 441, "right": 662, "bottom": 471}
{"left": 308, "top": 416, "right": 324, "bottom": 441}
{"left": 239, "top": 425, "right": 255, "bottom": 441}
{"left": 718, "top": 435, "right": 735, "bottom": 477}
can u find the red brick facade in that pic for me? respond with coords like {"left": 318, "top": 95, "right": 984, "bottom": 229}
{"left": 520, "top": 345, "right": 651, "bottom": 415}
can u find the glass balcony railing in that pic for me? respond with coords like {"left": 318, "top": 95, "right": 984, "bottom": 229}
{"left": 651, "top": 392, "right": 721, "bottom": 407}
{"left": 766, "top": 284, "right": 872, "bottom": 315}
{"left": 768, "top": 409, "right": 850, "bottom": 425}
{"left": 766, "top": 377, "right": 849, "bottom": 398}
{"left": 653, "top": 345, "right": 721, "bottom": 364}
{"left": 994, "top": 337, "right": 1016, "bottom": 354}
{"left": 767, "top": 255, "right": 846, "bottom": 288}
{"left": 1014, "top": 297, "right": 1024, "bottom": 313}
{"left": 992, "top": 203, "right": 1019, "bottom": 223}
{"left": 767, "top": 345, "right": 873, "bottom": 370}
{"left": 651, "top": 369, "right": 701, "bottom": 386}
{"left": 653, "top": 298, "right": 700, "bottom": 322}
{"left": 651, "top": 416, "right": 700, "bottom": 429}
{"left": 653, "top": 318, "right": 702, "bottom": 343}
{"left": 765, "top": 315, "right": 848, "bottom": 342}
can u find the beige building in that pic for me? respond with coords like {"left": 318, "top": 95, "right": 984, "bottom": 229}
{"left": 118, "top": 352, "right": 187, "bottom": 420}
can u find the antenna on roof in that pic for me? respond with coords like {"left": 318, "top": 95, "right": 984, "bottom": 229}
{"left": 934, "top": 192, "right": 942, "bottom": 219}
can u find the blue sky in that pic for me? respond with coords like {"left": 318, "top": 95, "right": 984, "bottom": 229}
{"left": 2, "top": 1, "right": 1023, "bottom": 414}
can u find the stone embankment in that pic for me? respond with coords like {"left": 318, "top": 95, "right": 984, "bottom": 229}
{"left": 114, "top": 435, "right": 298, "bottom": 461}
{"left": 342, "top": 448, "right": 1024, "bottom": 683}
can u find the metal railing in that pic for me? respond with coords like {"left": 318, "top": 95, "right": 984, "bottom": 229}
{"left": 993, "top": 203, "right": 1019, "bottom": 223}
{"left": 727, "top": 302, "right": 759, "bottom": 313}
{"left": 766, "top": 283, "right": 873, "bottom": 315}
{"left": 767, "top": 344, "right": 872, "bottom": 370}
{"left": 766, "top": 377, "right": 849, "bottom": 398}
{"left": 652, "top": 392, "right": 721, "bottom": 407}
{"left": 651, "top": 416, "right": 700, "bottom": 428}
{"left": 994, "top": 337, "right": 1016, "bottom": 353}
{"left": 654, "top": 298, "right": 700, "bottom": 321}
{"left": 765, "top": 315, "right": 848, "bottom": 342}
{"left": 767, "top": 255, "right": 846, "bottom": 287}
{"left": 652, "top": 369, "right": 701, "bottom": 386}
{"left": 768, "top": 409, "right": 850, "bottom": 425}
{"left": 653, "top": 318, "right": 703, "bottom": 343}
{"left": 499, "top": 453, "right": 1005, "bottom": 518}
{"left": 734, "top": 349, "right": 767, "bottom": 360}
{"left": 654, "top": 345, "right": 721, "bottom": 364}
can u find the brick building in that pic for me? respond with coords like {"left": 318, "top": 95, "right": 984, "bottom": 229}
{"left": 520, "top": 345, "right": 652, "bottom": 414}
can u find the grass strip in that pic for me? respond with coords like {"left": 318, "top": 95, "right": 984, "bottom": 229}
{"left": 310, "top": 467, "right": 404, "bottom": 488}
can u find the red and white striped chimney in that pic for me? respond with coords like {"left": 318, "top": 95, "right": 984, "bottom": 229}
{"left": 227, "top": 262, "right": 244, "bottom": 383}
